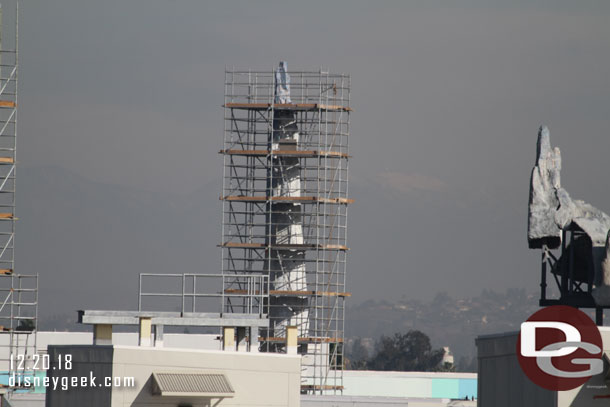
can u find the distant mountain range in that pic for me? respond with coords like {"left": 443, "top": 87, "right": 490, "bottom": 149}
{"left": 346, "top": 288, "right": 541, "bottom": 369}
{"left": 40, "top": 285, "right": 543, "bottom": 370}
{"left": 41, "top": 288, "right": 540, "bottom": 358}
{"left": 16, "top": 164, "right": 548, "bottom": 367}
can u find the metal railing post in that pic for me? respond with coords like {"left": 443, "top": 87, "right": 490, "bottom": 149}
{"left": 181, "top": 274, "right": 185, "bottom": 315}
{"left": 221, "top": 275, "right": 225, "bottom": 316}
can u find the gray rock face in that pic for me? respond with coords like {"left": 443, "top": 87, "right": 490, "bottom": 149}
{"left": 528, "top": 126, "right": 563, "bottom": 249}
{"left": 528, "top": 126, "right": 610, "bottom": 306}
{"left": 274, "top": 61, "right": 291, "bottom": 104}
{"left": 268, "top": 61, "right": 309, "bottom": 340}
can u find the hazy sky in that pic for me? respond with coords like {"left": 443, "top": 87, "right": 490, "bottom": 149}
{"left": 9, "top": 0, "right": 610, "bottom": 316}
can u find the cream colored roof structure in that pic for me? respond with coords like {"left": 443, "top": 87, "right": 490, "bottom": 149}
{"left": 151, "top": 372, "right": 235, "bottom": 398}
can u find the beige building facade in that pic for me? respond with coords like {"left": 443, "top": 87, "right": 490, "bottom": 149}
{"left": 45, "top": 345, "right": 301, "bottom": 407}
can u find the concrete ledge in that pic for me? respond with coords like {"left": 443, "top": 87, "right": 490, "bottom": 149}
{"left": 78, "top": 310, "right": 269, "bottom": 327}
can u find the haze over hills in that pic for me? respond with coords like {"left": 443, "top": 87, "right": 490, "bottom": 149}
{"left": 17, "top": 164, "right": 547, "bottom": 359}
{"left": 15, "top": 165, "right": 559, "bottom": 367}
{"left": 346, "top": 288, "right": 540, "bottom": 369}
{"left": 11, "top": 0, "right": 610, "bottom": 354}
{"left": 42, "top": 286, "right": 542, "bottom": 371}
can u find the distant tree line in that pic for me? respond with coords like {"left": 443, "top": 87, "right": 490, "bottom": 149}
{"left": 346, "top": 330, "right": 457, "bottom": 372}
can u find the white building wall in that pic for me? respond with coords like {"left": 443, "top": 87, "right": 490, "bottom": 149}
{"left": 45, "top": 345, "right": 300, "bottom": 407}
{"left": 113, "top": 346, "right": 301, "bottom": 407}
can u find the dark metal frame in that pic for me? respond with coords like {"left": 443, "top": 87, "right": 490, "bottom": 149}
{"left": 539, "top": 224, "right": 608, "bottom": 325}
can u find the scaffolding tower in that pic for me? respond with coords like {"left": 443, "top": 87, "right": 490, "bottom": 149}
{"left": 0, "top": 0, "right": 39, "bottom": 393}
{"left": 221, "top": 63, "right": 351, "bottom": 394}
{"left": 0, "top": 274, "right": 38, "bottom": 384}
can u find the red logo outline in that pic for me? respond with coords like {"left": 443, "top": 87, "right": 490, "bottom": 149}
{"left": 516, "top": 305, "right": 603, "bottom": 391}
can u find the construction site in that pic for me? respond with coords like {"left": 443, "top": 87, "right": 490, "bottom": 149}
{"left": 220, "top": 64, "right": 351, "bottom": 393}
{"left": 0, "top": 1, "right": 607, "bottom": 406}
{"left": 0, "top": 2, "right": 481, "bottom": 405}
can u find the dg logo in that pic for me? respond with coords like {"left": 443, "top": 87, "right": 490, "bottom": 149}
{"left": 517, "top": 305, "right": 605, "bottom": 391}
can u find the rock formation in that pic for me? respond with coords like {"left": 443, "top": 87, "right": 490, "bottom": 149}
{"left": 528, "top": 126, "right": 610, "bottom": 306}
